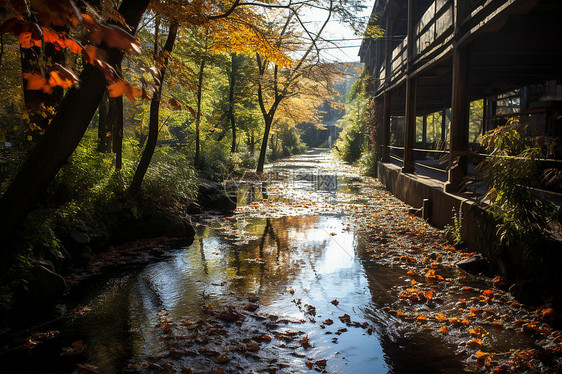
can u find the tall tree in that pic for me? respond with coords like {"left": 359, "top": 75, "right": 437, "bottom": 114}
{"left": 129, "top": 20, "right": 179, "bottom": 193}
{"left": 255, "top": 0, "right": 335, "bottom": 173}
{"left": 228, "top": 52, "right": 240, "bottom": 153}
{"left": 0, "top": 0, "right": 151, "bottom": 247}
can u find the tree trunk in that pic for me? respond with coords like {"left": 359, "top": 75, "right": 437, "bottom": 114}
{"left": 0, "top": 0, "right": 150, "bottom": 247}
{"left": 194, "top": 57, "right": 206, "bottom": 168}
{"left": 129, "top": 22, "right": 178, "bottom": 194}
{"left": 256, "top": 115, "right": 273, "bottom": 173}
{"left": 97, "top": 90, "right": 112, "bottom": 152}
{"left": 110, "top": 95, "right": 124, "bottom": 169}
{"left": 228, "top": 53, "right": 238, "bottom": 153}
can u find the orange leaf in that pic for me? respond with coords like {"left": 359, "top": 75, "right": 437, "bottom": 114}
{"left": 19, "top": 31, "right": 41, "bottom": 48}
{"left": 89, "top": 23, "right": 140, "bottom": 53}
{"left": 108, "top": 79, "right": 139, "bottom": 102}
{"left": 449, "top": 317, "right": 463, "bottom": 326}
{"left": 23, "top": 72, "right": 48, "bottom": 90}
{"left": 473, "top": 350, "right": 491, "bottom": 361}
{"left": 540, "top": 307, "right": 556, "bottom": 321}
{"left": 424, "top": 290, "right": 434, "bottom": 300}
{"left": 483, "top": 289, "right": 494, "bottom": 297}
{"left": 466, "top": 339, "right": 482, "bottom": 347}
{"left": 439, "top": 325, "right": 448, "bottom": 334}
{"left": 436, "top": 313, "right": 447, "bottom": 322}
{"left": 169, "top": 98, "right": 181, "bottom": 109}
{"left": 34, "top": 0, "right": 82, "bottom": 27}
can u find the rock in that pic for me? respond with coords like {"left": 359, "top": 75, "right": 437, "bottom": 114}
{"left": 186, "top": 202, "right": 203, "bottom": 214}
{"left": 64, "top": 230, "right": 91, "bottom": 266}
{"left": 15, "top": 261, "right": 67, "bottom": 321}
{"left": 197, "top": 178, "right": 237, "bottom": 212}
{"left": 69, "top": 230, "right": 89, "bottom": 245}
{"left": 147, "top": 212, "right": 196, "bottom": 239}
{"left": 456, "top": 253, "right": 490, "bottom": 274}
{"left": 509, "top": 279, "right": 549, "bottom": 306}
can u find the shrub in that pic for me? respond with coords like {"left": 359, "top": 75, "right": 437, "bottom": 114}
{"left": 481, "top": 122, "right": 560, "bottom": 246}
{"left": 358, "top": 149, "right": 379, "bottom": 177}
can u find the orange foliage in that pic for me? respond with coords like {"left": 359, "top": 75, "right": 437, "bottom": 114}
{"left": 108, "top": 79, "right": 140, "bottom": 102}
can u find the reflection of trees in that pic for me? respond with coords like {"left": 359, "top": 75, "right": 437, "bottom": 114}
{"left": 226, "top": 216, "right": 320, "bottom": 301}
{"left": 199, "top": 237, "right": 208, "bottom": 275}
{"left": 245, "top": 182, "right": 269, "bottom": 204}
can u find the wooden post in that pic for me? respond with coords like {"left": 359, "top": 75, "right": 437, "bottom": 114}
{"left": 403, "top": 0, "right": 417, "bottom": 173}
{"left": 403, "top": 77, "right": 417, "bottom": 173}
{"left": 445, "top": 45, "right": 470, "bottom": 193}
{"left": 422, "top": 114, "right": 427, "bottom": 148}
{"left": 382, "top": 92, "right": 391, "bottom": 162}
{"left": 445, "top": 0, "right": 471, "bottom": 193}
{"left": 382, "top": 14, "right": 394, "bottom": 162}
{"left": 441, "top": 109, "right": 447, "bottom": 143}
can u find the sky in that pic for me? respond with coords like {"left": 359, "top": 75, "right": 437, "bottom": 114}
{"left": 317, "top": 0, "right": 376, "bottom": 63}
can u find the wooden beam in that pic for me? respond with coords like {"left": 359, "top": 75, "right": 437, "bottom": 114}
{"left": 382, "top": 92, "right": 391, "bottom": 162}
{"left": 403, "top": 77, "right": 417, "bottom": 174}
{"left": 445, "top": 44, "right": 470, "bottom": 193}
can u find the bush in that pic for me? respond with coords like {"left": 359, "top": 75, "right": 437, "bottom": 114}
{"left": 197, "top": 140, "right": 237, "bottom": 181}
{"left": 358, "top": 149, "right": 379, "bottom": 177}
{"left": 481, "top": 122, "right": 560, "bottom": 246}
{"left": 143, "top": 154, "right": 197, "bottom": 211}
{"left": 334, "top": 69, "right": 368, "bottom": 164}
{"left": 335, "top": 120, "right": 366, "bottom": 164}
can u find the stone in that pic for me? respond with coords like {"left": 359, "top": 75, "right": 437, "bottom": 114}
{"left": 146, "top": 212, "right": 196, "bottom": 240}
{"left": 64, "top": 230, "right": 91, "bottom": 266}
{"left": 456, "top": 253, "right": 490, "bottom": 274}
{"left": 197, "top": 178, "right": 237, "bottom": 212}
{"left": 509, "top": 279, "right": 549, "bottom": 306}
{"left": 186, "top": 202, "right": 203, "bottom": 214}
{"left": 69, "top": 230, "right": 89, "bottom": 245}
{"left": 15, "top": 262, "right": 67, "bottom": 320}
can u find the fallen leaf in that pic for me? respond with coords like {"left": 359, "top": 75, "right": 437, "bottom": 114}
{"left": 466, "top": 339, "right": 483, "bottom": 347}
{"left": 61, "top": 340, "right": 86, "bottom": 356}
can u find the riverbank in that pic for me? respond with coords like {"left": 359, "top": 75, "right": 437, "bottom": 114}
{"left": 0, "top": 149, "right": 560, "bottom": 373}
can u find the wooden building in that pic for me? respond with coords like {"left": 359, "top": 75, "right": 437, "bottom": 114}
{"left": 359, "top": 0, "right": 562, "bottom": 193}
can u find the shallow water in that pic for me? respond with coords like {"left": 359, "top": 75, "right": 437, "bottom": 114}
{"left": 2, "top": 149, "right": 554, "bottom": 374}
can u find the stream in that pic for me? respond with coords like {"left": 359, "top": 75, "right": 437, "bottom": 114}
{"left": 1, "top": 149, "right": 559, "bottom": 374}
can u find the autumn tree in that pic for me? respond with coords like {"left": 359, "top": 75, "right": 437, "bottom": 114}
{"left": 253, "top": 0, "right": 366, "bottom": 173}
{"left": 129, "top": 19, "right": 179, "bottom": 194}
{"left": 129, "top": 0, "right": 291, "bottom": 189}
{"left": 0, "top": 0, "right": 150, "bottom": 247}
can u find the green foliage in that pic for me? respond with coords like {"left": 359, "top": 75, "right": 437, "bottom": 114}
{"left": 196, "top": 140, "right": 238, "bottom": 181}
{"left": 269, "top": 122, "right": 307, "bottom": 161}
{"left": 142, "top": 152, "right": 197, "bottom": 210}
{"left": 335, "top": 111, "right": 367, "bottom": 164}
{"left": 334, "top": 69, "right": 368, "bottom": 164}
{"left": 444, "top": 205, "right": 464, "bottom": 246}
{"left": 357, "top": 149, "right": 379, "bottom": 177}
{"left": 481, "top": 122, "right": 560, "bottom": 246}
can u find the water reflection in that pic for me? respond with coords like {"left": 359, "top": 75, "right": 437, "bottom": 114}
{"left": 75, "top": 211, "right": 392, "bottom": 373}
